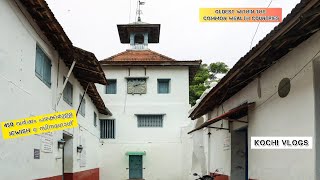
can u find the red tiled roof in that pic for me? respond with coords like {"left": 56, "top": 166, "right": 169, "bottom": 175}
{"left": 18, "top": 0, "right": 111, "bottom": 115}
{"left": 100, "top": 49, "right": 201, "bottom": 83}
{"left": 103, "top": 50, "right": 176, "bottom": 61}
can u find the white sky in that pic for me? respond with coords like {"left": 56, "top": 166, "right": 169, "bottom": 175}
{"left": 46, "top": 0, "right": 301, "bottom": 67}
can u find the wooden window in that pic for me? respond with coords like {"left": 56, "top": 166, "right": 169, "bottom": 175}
{"left": 157, "top": 79, "right": 170, "bottom": 94}
{"left": 35, "top": 45, "right": 51, "bottom": 87}
{"left": 63, "top": 77, "right": 73, "bottom": 106}
{"left": 106, "top": 79, "right": 117, "bottom": 94}
{"left": 137, "top": 115, "right": 163, "bottom": 127}
{"left": 79, "top": 94, "right": 86, "bottom": 117}
{"left": 100, "top": 119, "right": 115, "bottom": 139}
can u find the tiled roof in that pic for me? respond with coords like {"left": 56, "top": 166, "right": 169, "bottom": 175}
{"left": 18, "top": 0, "right": 111, "bottom": 115}
{"left": 189, "top": 0, "right": 320, "bottom": 119}
{"left": 102, "top": 50, "right": 175, "bottom": 61}
{"left": 100, "top": 49, "right": 201, "bottom": 83}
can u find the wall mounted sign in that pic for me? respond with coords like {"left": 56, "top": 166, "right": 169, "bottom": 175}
{"left": 41, "top": 132, "right": 53, "bottom": 153}
{"left": 34, "top": 149, "right": 40, "bottom": 159}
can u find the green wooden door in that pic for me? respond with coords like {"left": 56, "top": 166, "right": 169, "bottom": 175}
{"left": 129, "top": 155, "right": 143, "bottom": 179}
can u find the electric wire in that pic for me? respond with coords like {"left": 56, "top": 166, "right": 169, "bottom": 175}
{"left": 249, "top": 0, "right": 273, "bottom": 50}
{"left": 129, "top": 0, "right": 132, "bottom": 23}
{"left": 251, "top": 47, "right": 320, "bottom": 112}
{"left": 207, "top": 41, "right": 320, "bottom": 132}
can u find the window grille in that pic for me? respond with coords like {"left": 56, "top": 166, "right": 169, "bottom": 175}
{"left": 137, "top": 115, "right": 163, "bottom": 127}
{"left": 100, "top": 119, "right": 115, "bottom": 139}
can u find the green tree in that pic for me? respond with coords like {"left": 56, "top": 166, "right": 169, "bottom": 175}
{"left": 209, "top": 62, "right": 229, "bottom": 81}
{"left": 189, "top": 62, "right": 229, "bottom": 106}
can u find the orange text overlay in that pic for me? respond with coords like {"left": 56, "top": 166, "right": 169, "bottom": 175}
{"left": 1, "top": 110, "right": 78, "bottom": 140}
{"left": 200, "top": 8, "right": 282, "bottom": 22}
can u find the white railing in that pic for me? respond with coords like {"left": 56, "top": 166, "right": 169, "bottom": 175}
{"left": 131, "top": 44, "right": 148, "bottom": 50}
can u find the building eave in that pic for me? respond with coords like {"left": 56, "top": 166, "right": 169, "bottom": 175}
{"left": 17, "top": 0, "right": 110, "bottom": 115}
{"left": 189, "top": 0, "right": 320, "bottom": 120}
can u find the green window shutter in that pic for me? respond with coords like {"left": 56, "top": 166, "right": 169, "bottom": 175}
{"left": 158, "top": 79, "right": 170, "bottom": 94}
{"left": 35, "top": 45, "right": 51, "bottom": 88}
{"left": 94, "top": 112, "right": 97, "bottom": 127}
{"left": 79, "top": 94, "right": 86, "bottom": 117}
{"left": 43, "top": 57, "right": 51, "bottom": 87}
{"left": 106, "top": 79, "right": 117, "bottom": 94}
{"left": 35, "top": 46, "right": 44, "bottom": 79}
{"left": 68, "top": 83, "right": 73, "bottom": 105}
{"left": 63, "top": 78, "right": 73, "bottom": 106}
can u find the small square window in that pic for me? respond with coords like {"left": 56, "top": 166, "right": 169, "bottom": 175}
{"left": 79, "top": 94, "right": 86, "bottom": 117}
{"left": 106, "top": 79, "right": 117, "bottom": 94}
{"left": 63, "top": 77, "right": 73, "bottom": 106}
{"left": 157, "top": 79, "right": 170, "bottom": 94}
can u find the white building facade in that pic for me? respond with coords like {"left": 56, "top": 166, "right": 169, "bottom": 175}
{"left": 188, "top": 1, "right": 320, "bottom": 180}
{"left": 97, "top": 20, "right": 201, "bottom": 180}
{"left": 0, "top": 0, "right": 111, "bottom": 179}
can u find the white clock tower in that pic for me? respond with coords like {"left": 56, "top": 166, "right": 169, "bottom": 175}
{"left": 96, "top": 8, "right": 201, "bottom": 180}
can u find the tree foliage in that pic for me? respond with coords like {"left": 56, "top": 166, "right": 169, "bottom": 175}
{"left": 189, "top": 62, "right": 229, "bottom": 106}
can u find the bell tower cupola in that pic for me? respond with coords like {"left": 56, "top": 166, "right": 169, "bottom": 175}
{"left": 117, "top": 1, "right": 160, "bottom": 50}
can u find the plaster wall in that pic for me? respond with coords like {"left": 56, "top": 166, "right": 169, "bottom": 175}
{"left": 97, "top": 66, "right": 192, "bottom": 179}
{"left": 195, "top": 29, "right": 320, "bottom": 180}
{"left": 0, "top": 1, "right": 103, "bottom": 179}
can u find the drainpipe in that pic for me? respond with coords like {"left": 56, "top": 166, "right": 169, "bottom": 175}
{"left": 56, "top": 60, "right": 76, "bottom": 107}
{"left": 207, "top": 129, "right": 211, "bottom": 175}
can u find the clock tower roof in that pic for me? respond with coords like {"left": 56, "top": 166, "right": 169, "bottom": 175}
{"left": 101, "top": 49, "right": 175, "bottom": 62}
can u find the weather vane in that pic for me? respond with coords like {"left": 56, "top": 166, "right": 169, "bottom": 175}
{"left": 137, "top": 0, "right": 145, "bottom": 22}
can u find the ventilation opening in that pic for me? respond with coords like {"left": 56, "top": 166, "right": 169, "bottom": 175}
{"left": 134, "top": 34, "right": 144, "bottom": 44}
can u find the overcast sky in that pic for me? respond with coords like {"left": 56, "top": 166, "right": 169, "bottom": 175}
{"left": 46, "top": 0, "right": 301, "bottom": 67}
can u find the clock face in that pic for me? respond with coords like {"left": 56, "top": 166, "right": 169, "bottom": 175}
{"left": 127, "top": 78, "right": 147, "bottom": 94}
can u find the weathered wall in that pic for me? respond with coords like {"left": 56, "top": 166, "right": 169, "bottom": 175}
{"left": 97, "top": 66, "right": 191, "bottom": 180}
{"left": 0, "top": 1, "right": 102, "bottom": 179}
{"left": 196, "top": 29, "right": 320, "bottom": 180}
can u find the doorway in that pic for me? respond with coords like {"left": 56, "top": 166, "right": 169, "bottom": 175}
{"left": 129, "top": 155, "right": 143, "bottom": 179}
{"left": 63, "top": 133, "right": 73, "bottom": 180}
{"left": 231, "top": 128, "right": 248, "bottom": 180}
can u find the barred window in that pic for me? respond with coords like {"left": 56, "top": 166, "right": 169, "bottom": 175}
{"left": 100, "top": 119, "right": 115, "bottom": 139}
{"left": 137, "top": 115, "right": 163, "bottom": 128}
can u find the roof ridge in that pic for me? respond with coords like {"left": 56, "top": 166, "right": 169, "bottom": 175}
{"left": 100, "top": 50, "right": 130, "bottom": 61}
{"left": 100, "top": 49, "right": 176, "bottom": 62}
{"left": 147, "top": 49, "right": 176, "bottom": 61}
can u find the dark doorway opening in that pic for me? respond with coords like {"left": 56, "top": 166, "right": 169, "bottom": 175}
{"left": 63, "top": 133, "right": 73, "bottom": 180}
{"left": 231, "top": 127, "right": 248, "bottom": 180}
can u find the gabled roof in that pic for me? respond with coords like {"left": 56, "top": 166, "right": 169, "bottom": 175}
{"left": 100, "top": 49, "right": 202, "bottom": 82}
{"left": 102, "top": 49, "right": 175, "bottom": 61}
{"left": 189, "top": 0, "right": 320, "bottom": 119}
{"left": 17, "top": 0, "right": 111, "bottom": 115}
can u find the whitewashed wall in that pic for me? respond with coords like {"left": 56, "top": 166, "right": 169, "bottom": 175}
{"left": 97, "top": 66, "right": 192, "bottom": 180}
{"left": 0, "top": 1, "right": 102, "bottom": 179}
{"left": 195, "top": 31, "right": 320, "bottom": 180}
